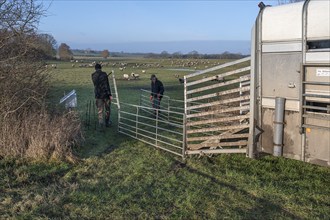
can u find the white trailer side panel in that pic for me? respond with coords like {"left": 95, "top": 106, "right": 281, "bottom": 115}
{"left": 262, "top": 2, "right": 305, "bottom": 42}
{"left": 307, "top": 0, "right": 330, "bottom": 40}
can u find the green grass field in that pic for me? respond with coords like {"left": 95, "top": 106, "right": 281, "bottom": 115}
{"left": 1, "top": 57, "right": 329, "bottom": 219}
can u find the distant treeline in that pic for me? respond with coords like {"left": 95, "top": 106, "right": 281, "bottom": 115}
{"left": 72, "top": 49, "right": 247, "bottom": 59}
{"left": 143, "top": 51, "right": 247, "bottom": 59}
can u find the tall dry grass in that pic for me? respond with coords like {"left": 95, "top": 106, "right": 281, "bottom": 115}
{"left": 0, "top": 109, "right": 82, "bottom": 161}
{"left": 0, "top": 62, "right": 83, "bottom": 162}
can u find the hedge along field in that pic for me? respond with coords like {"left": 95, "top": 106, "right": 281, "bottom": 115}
{"left": 1, "top": 57, "right": 329, "bottom": 219}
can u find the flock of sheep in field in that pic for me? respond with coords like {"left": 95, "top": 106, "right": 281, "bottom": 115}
{"left": 45, "top": 59, "right": 226, "bottom": 82}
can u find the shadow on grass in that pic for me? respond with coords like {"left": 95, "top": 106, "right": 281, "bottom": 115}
{"left": 172, "top": 159, "right": 302, "bottom": 219}
{"left": 95, "top": 144, "right": 118, "bottom": 157}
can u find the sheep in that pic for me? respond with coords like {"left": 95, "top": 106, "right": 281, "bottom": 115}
{"left": 131, "top": 72, "right": 139, "bottom": 79}
{"left": 102, "top": 62, "right": 109, "bottom": 67}
{"left": 123, "top": 74, "right": 129, "bottom": 80}
{"left": 211, "top": 75, "right": 224, "bottom": 82}
{"left": 51, "top": 64, "right": 57, "bottom": 69}
{"left": 141, "top": 70, "right": 146, "bottom": 73}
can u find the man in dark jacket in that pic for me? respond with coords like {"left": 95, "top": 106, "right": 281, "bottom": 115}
{"left": 92, "top": 63, "right": 112, "bottom": 128}
{"left": 150, "top": 74, "right": 164, "bottom": 117}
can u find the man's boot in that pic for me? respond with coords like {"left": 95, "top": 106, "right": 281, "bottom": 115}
{"left": 98, "top": 122, "right": 105, "bottom": 132}
{"left": 105, "top": 118, "right": 111, "bottom": 127}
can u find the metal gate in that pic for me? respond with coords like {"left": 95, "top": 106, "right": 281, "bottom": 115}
{"left": 110, "top": 57, "right": 253, "bottom": 158}
{"left": 183, "top": 57, "right": 252, "bottom": 155}
{"left": 117, "top": 102, "right": 185, "bottom": 157}
{"left": 110, "top": 72, "right": 186, "bottom": 157}
{"left": 300, "top": 64, "right": 330, "bottom": 164}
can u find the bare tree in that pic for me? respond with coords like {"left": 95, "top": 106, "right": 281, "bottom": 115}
{"left": 58, "top": 43, "right": 73, "bottom": 60}
{"left": 101, "top": 49, "right": 110, "bottom": 59}
{"left": 160, "top": 51, "right": 169, "bottom": 58}
{"left": 0, "top": 0, "right": 45, "bottom": 63}
{"left": 0, "top": 0, "right": 82, "bottom": 160}
{"left": 34, "top": 33, "right": 57, "bottom": 58}
{"left": 0, "top": 0, "right": 47, "bottom": 115}
{"left": 172, "top": 51, "right": 183, "bottom": 59}
{"left": 188, "top": 50, "right": 200, "bottom": 59}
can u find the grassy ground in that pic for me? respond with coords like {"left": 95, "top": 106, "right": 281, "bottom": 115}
{"left": 1, "top": 58, "right": 329, "bottom": 219}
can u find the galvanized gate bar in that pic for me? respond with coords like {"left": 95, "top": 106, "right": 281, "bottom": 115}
{"left": 187, "top": 124, "right": 249, "bottom": 134}
{"left": 188, "top": 140, "right": 248, "bottom": 150}
{"left": 303, "top": 94, "right": 330, "bottom": 99}
{"left": 185, "top": 56, "right": 251, "bottom": 79}
{"left": 302, "top": 114, "right": 330, "bottom": 120}
{"left": 187, "top": 86, "right": 250, "bottom": 103}
{"left": 187, "top": 105, "right": 250, "bottom": 119}
{"left": 302, "top": 105, "right": 329, "bottom": 111}
{"left": 186, "top": 148, "right": 247, "bottom": 155}
{"left": 187, "top": 114, "right": 250, "bottom": 126}
{"left": 187, "top": 133, "right": 250, "bottom": 142}
{"left": 187, "top": 75, "right": 250, "bottom": 95}
{"left": 301, "top": 124, "right": 330, "bottom": 130}
{"left": 303, "top": 81, "right": 330, "bottom": 86}
{"left": 110, "top": 70, "right": 120, "bottom": 109}
{"left": 186, "top": 95, "right": 250, "bottom": 111}
{"left": 186, "top": 66, "right": 251, "bottom": 87}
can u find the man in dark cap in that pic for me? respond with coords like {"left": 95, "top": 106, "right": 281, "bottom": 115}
{"left": 92, "top": 63, "right": 112, "bottom": 129}
{"left": 150, "top": 74, "right": 164, "bottom": 117}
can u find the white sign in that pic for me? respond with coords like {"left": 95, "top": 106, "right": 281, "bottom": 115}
{"left": 316, "top": 69, "right": 330, "bottom": 77}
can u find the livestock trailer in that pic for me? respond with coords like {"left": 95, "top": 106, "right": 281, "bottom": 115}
{"left": 249, "top": 0, "right": 330, "bottom": 166}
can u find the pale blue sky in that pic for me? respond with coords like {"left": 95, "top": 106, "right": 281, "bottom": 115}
{"left": 38, "top": 0, "right": 277, "bottom": 54}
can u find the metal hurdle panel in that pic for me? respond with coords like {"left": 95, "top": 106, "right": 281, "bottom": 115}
{"left": 118, "top": 102, "right": 186, "bottom": 157}
{"left": 183, "top": 57, "right": 252, "bottom": 155}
